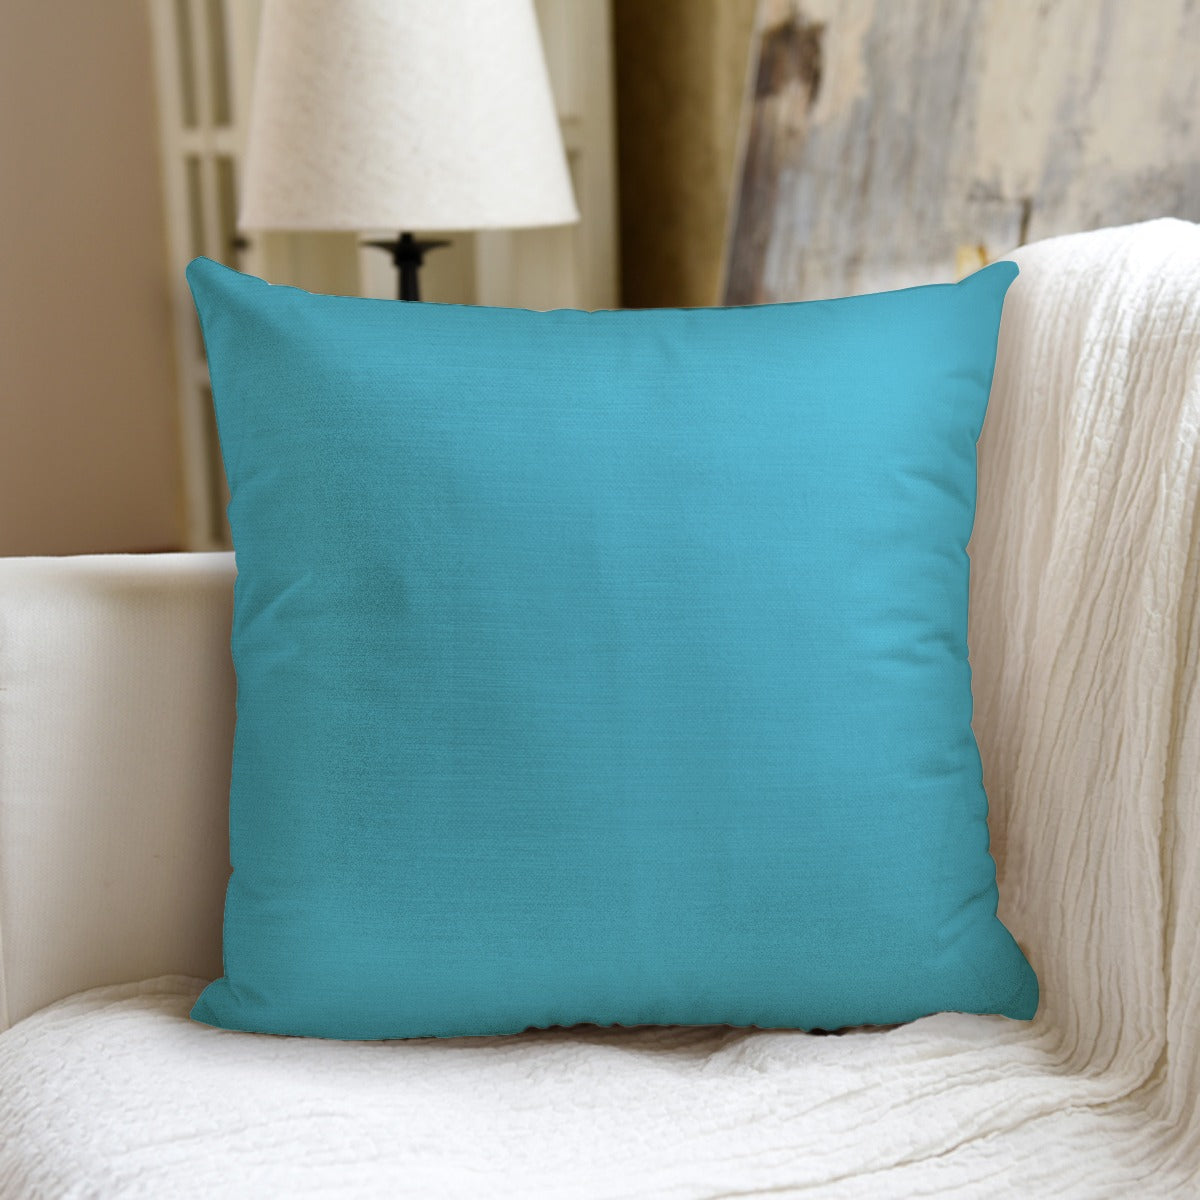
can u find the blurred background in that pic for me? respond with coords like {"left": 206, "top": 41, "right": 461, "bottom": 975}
{"left": 1, "top": 0, "right": 1197, "bottom": 557}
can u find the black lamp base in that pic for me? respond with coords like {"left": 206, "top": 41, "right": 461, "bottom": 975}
{"left": 363, "top": 231, "right": 450, "bottom": 301}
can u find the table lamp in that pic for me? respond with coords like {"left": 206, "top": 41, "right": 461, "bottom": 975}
{"left": 238, "top": 0, "right": 579, "bottom": 300}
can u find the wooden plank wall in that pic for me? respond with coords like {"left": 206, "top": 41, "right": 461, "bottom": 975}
{"left": 725, "top": 0, "right": 1200, "bottom": 304}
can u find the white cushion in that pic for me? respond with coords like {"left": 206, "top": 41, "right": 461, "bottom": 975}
{"left": 0, "top": 976, "right": 1189, "bottom": 1198}
{"left": 0, "top": 553, "right": 234, "bottom": 1029}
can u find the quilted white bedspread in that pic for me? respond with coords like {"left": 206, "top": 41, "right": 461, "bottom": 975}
{"left": 1, "top": 219, "right": 1198, "bottom": 1197}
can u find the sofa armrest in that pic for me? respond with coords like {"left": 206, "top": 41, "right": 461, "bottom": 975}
{"left": 0, "top": 553, "right": 235, "bottom": 1030}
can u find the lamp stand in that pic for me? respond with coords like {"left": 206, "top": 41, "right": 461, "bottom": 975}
{"left": 363, "top": 231, "right": 451, "bottom": 301}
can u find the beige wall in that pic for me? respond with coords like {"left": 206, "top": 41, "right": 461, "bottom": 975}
{"left": 0, "top": 0, "right": 182, "bottom": 555}
{"left": 613, "top": 0, "right": 756, "bottom": 308}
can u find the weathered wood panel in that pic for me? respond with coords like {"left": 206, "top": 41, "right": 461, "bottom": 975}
{"left": 725, "top": 0, "right": 1200, "bottom": 304}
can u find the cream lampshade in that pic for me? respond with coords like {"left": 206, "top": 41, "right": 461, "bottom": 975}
{"left": 239, "top": 0, "right": 579, "bottom": 297}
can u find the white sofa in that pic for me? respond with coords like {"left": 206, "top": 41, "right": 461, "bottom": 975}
{"left": 0, "top": 221, "right": 1198, "bottom": 1197}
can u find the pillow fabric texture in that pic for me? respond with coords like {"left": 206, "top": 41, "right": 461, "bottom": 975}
{"left": 189, "top": 257, "right": 1037, "bottom": 1040}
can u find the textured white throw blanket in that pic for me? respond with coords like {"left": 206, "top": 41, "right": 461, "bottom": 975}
{"left": 1, "top": 220, "right": 1198, "bottom": 1197}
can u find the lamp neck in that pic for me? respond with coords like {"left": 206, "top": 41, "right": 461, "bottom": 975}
{"left": 363, "top": 231, "right": 451, "bottom": 301}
